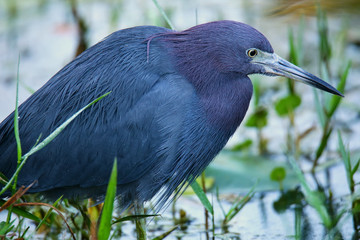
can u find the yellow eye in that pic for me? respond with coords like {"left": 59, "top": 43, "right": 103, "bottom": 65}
{"left": 247, "top": 49, "right": 258, "bottom": 58}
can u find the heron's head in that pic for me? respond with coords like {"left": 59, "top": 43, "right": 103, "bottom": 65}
{"left": 163, "top": 20, "right": 343, "bottom": 97}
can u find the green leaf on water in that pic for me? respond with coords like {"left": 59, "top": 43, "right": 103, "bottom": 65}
{"left": 98, "top": 159, "right": 117, "bottom": 240}
{"left": 273, "top": 189, "right": 304, "bottom": 213}
{"left": 275, "top": 94, "right": 301, "bottom": 117}
{"left": 270, "top": 167, "right": 286, "bottom": 182}
{"left": 231, "top": 139, "right": 253, "bottom": 152}
{"left": 206, "top": 152, "right": 299, "bottom": 192}
{"left": 245, "top": 106, "right": 268, "bottom": 128}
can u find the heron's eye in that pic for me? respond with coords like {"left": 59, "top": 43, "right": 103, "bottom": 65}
{"left": 247, "top": 49, "right": 258, "bottom": 58}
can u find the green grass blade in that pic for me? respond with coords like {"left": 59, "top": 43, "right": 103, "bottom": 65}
{"left": 98, "top": 159, "right": 117, "bottom": 240}
{"left": 8, "top": 55, "right": 22, "bottom": 222}
{"left": 14, "top": 55, "right": 22, "bottom": 168}
{"left": 351, "top": 159, "right": 360, "bottom": 177}
{"left": 12, "top": 54, "right": 22, "bottom": 196}
{"left": 252, "top": 77, "right": 260, "bottom": 107}
{"left": 315, "top": 127, "right": 332, "bottom": 161}
{"left": 0, "top": 92, "right": 111, "bottom": 196}
{"left": 0, "top": 173, "right": 8, "bottom": 186}
{"left": 294, "top": 206, "right": 301, "bottom": 240}
{"left": 36, "top": 196, "right": 63, "bottom": 231}
{"left": 190, "top": 180, "right": 214, "bottom": 215}
{"left": 0, "top": 220, "right": 15, "bottom": 235}
{"left": 22, "top": 92, "right": 111, "bottom": 159}
{"left": 225, "top": 182, "right": 256, "bottom": 222}
{"left": 152, "top": 0, "right": 175, "bottom": 30}
{"left": 20, "top": 225, "right": 30, "bottom": 239}
{"left": 316, "top": 7, "right": 331, "bottom": 64}
{"left": 297, "top": 16, "right": 305, "bottom": 65}
{"left": 287, "top": 28, "right": 296, "bottom": 94}
{"left": 215, "top": 187, "right": 226, "bottom": 218}
{"left": 151, "top": 226, "right": 178, "bottom": 240}
{"left": 20, "top": 80, "right": 35, "bottom": 94}
{"left": 313, "top": 89, "right": 326, "bottom": 128}
{"left": 0, "top": 200, "right": 42, "bottom": 223}
{"left": 112, "top": 214, "right": 159, "bottom": 224}
{"left": 338, "top": 131, "right": 352, "bottom": 189}
{"left": 327, "top": 61, "right": 350, "bottom": 117}
{"left": 288, "top": 156, "right": 332, "bottom": 228}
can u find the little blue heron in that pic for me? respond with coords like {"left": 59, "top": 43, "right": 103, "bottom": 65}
{"left": 0, "top": 21, "right": 342, "bottom": 210}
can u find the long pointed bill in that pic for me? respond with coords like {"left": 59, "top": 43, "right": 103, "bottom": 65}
{"left": 252, "top": 52, "right": 344, "bottom": 97}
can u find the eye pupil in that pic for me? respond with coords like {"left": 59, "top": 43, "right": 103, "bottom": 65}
{"left": 247, "top": 49, "right": 258, "bottom": 57}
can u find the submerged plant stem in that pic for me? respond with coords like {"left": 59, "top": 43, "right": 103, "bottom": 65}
{"left": 201, "top": 172, "right": 210, "bottom": 240}
{"left": 135, "top": 203, "right": 147, "bottom": 240}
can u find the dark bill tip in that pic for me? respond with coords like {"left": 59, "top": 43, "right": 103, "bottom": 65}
{"left": 276, "top": 57, "right": 344, "bottom": 97}
{"left": 253, "top": 53, "right": 344, "bottom": 97}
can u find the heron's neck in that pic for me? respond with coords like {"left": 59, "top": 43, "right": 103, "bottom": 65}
{"left": 197, "top": 75, "right": 253, "bottom": 133}
{"left": 175, "top": 57, "right": 253, "bottom": 132}
{"left": 160, "top": 33, "right": 253, "bottom": 133}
